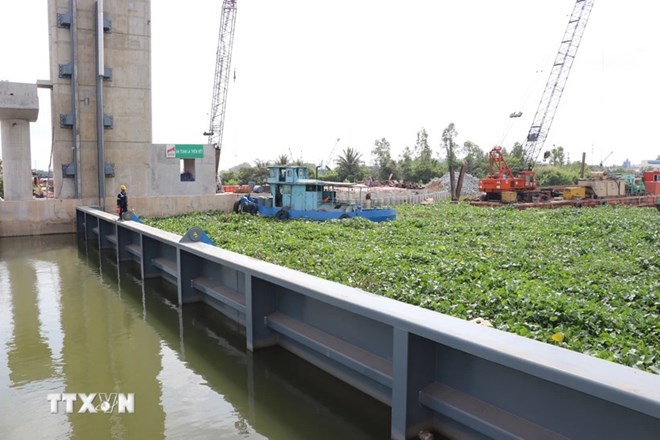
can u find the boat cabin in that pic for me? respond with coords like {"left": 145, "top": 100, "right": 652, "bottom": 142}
{"left": 266, "top": 166, "right": 341, "bottom": 210}
{"left": 240, "top": 165, "right": 395, "bottom": 222}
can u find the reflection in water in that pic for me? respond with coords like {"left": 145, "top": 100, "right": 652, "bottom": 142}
{"left": 65, "top": 240, "right": 166, "bottom": 440}
{"left": 0, "top": 236, "right": 73, "bottom": 439}
{"left": 6, "top": 258, "right": 54, "bottom": 385}
{"left": 0, "top": 235, "right": 389, "bottom": 439}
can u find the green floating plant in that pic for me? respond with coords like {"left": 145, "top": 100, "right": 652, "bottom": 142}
{"left": 143, "top": 203, "right": 659, "bottom": 374}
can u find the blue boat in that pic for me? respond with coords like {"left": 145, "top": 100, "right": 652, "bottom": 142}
{"left": 234, "top": 166, "right": 396, "bottom": 222}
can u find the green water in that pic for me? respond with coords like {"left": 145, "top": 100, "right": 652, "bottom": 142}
{"left": 0, "top": 235, "right": 389, "bottom": 439}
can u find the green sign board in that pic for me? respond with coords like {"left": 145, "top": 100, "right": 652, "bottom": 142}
{"left": 166, "top": 144, "right": 204, "bottom": 159}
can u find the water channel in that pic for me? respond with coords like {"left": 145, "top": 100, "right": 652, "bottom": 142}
{"left": 0, "top": 234, "right": 390, "bottom": 439}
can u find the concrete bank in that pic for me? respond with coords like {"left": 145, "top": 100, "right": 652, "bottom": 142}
{"left": 0, "top": 193, "right": 239, "bottom": 237}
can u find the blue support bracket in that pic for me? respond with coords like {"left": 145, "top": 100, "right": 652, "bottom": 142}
{"left": 180, "top": 227, "right": 215, "bottom": 246}
{"left": 119, "top": 211, "right": 142, "bottom": 223}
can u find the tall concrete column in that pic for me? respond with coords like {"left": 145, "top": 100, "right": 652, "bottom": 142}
{"left": 0, "top": 82, "right": 39, "bottom": 201}
{"left": 1, "top": 119, "right": 33, "bottom": 200}
{"left": 48, "top": 0, "right": 153, "bottom": 200}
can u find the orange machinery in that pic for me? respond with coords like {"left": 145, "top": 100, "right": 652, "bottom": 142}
{"left": 642, "top": 170, "right": 660, "bottom": 195}
{"left": 478, "top": 0, "right": 593, "bottom": 203}
{"left": 478, "top": 147, "right": 536, "bottom": 201}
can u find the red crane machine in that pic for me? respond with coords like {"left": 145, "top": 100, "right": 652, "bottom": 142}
{"left": 479, "top": 0, "right": 595, "bottom": 202}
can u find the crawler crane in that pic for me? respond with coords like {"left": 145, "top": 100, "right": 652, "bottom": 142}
{"left": 204, "top": 0, "right": 238, "bottom": 176}
{"left": 479, "top": 0, "right": 595, "bottom": 202}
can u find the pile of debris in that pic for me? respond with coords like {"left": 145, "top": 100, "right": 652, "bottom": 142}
{"left": 439, "top": 173, "right": 481, "bottom": 196}
{"left": 424, "top": 178, "right": 444, "bottom": 192}
{"left": 365, "top": 178, "right": 425, "bottom": 189}
{"left": 363, "top": 173, "right": 482, "bottom": 196}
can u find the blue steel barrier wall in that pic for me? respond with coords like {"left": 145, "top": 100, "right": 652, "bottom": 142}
{"left": 76, "top": 207, "right": 660, "bottom": 440}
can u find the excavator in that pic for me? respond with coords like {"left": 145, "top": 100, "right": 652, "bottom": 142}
{"left": 479, "top": 0, "right": 595, "bottom": 202}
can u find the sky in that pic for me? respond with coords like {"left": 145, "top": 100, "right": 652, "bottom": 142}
{"left": 1, "top": 0, "right": 659, "bottom": 172}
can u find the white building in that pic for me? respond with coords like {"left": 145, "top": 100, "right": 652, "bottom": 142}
{"left": 640, "top": 159, "right": 660, "bottom": 170}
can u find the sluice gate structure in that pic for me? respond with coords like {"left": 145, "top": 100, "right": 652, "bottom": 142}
{"left": 77, "top": 206, "right": 660, "bottom": 440}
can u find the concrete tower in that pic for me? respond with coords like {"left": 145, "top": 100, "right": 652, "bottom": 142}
{"left": 0, "top": 1, "right": 228, "bottom": 237}
{"left": 48, "top": 0, "right": 152, "bottom": 202}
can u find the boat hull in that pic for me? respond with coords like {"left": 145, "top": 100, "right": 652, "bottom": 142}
{"left": 257, "top": 206, "right": 396, "bottom": 222}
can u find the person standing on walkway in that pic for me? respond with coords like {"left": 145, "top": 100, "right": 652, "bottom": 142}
{"left": 116, "top": 184, "right": 128, "bottom": 220}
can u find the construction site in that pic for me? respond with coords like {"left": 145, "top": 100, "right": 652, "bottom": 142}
{"left": 1, "top": 0, "right": 658, "bottom": 237}
{"left": 0, "top": 1, "right": 659, "bottom": 439}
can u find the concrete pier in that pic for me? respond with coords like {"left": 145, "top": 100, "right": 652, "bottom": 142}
{"left": 0, "top": 1, "right": 229, "bottom": 236}
{"left": 0, "top": 82, "right": 39, "bottom": 201}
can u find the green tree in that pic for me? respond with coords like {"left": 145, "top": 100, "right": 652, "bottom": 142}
{"left": 237, "top": 165, "right": 268, "bottom": 184}
{"left": 371, "top": 137, "right": 397, "bottom": 180}
{"left": 275, "top": 154, "right": 289, "bottom": 165}
{"left": 510, "top": 142, "right": 524, "bottom": 160}
{"left": 253, "top": 158, "right": 270, "bottom": 169}
{"left": 534, "top": 165, "right": 580, "bottom": 186}
{"left": 505, "top": 142, "right": 525, "bottom": 171}
{"left": 414, "top": 128, "right": 433, "bottom": 161}
{"left": 462, "top": 141, "right": 487, "bottom": 176}
{"left": 412, "top": 128, "right": 439, "bottom": 183}
{"left": 550, "top": 146, "right": 565, "bottom": 167}
{"left": 320, "top": 168, "right": 341, "bottom": 182}
{"left": 441, "top": 123, "right": 458, "bottom": 193}
{"left": 335, "top": 147, "right": 364, "bottom": 182}
{"left": 441, "top": 123, "right": 459, "bottom": 167}
{"left": 219, "top": 170, "right": 237, "bottom": 184}
{"left": 398, "top": 146, "right": 414, "bottom": 182}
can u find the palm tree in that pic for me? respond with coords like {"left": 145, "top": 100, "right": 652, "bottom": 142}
{"left": 275, "top": 154, "right": 289, "bottom": 165}
{"left": 253, "top": 159, "right": 269, "bottom": 168}
{"left": 335, "top": 147, "right": 363, "bottom": 182}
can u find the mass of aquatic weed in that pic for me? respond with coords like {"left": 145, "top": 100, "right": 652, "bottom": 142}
{"left": 143, "top": 203, "right": 659, "bottom": 373}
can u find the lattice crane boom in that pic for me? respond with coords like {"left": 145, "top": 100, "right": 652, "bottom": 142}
{"left": 205, "top": 0, "right": 238, "bottom": 171}
{"left": 521, "top": 0, "right": 594, "bottom": 168}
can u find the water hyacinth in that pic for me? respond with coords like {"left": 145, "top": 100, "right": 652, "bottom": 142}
{"left": 144, "top": 203, "right": 659, "bottom": 374}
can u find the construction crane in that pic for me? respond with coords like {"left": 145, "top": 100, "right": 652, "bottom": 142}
{"left": 322, "top": 138, "right": 341, "bottom": 169}
{"left": 480, "top": 0, "right": 595, "bottom": 201}
{"left": 521, "top": 0, "right": 595, "bottom": 168}
{"left": 204, "top": 0, "right": 238, "bottom": 176}
{"left": 599, "top": 150, "right": 613, "bottom": 167}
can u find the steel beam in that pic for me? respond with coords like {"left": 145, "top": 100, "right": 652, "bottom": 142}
{"left": 76, "top": 206, "right": 660, "bottom": 439}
